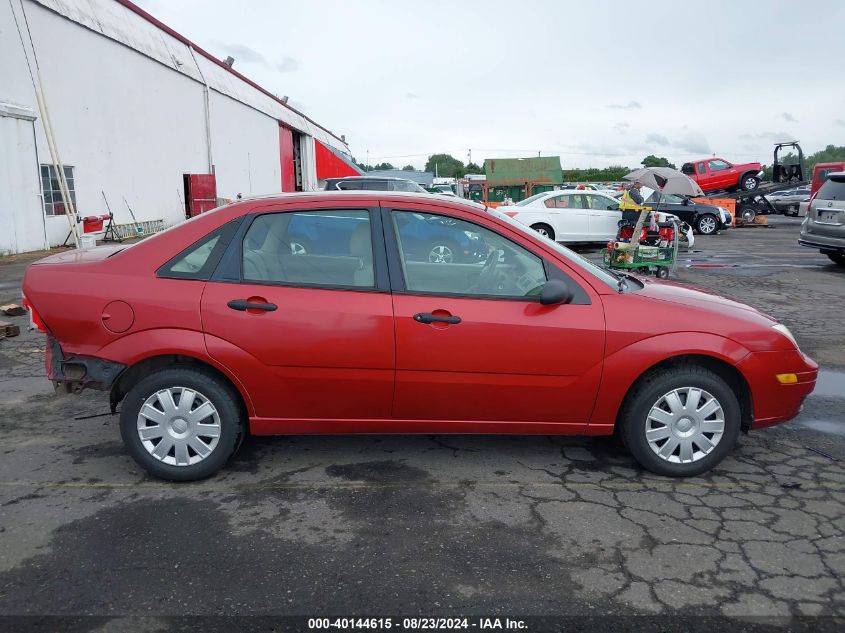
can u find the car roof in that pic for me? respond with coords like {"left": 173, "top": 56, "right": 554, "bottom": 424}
{"left": 327, "top": 176, "right": 415, "bottom": 182}
{"left": 234, "top": 190, "right": 487, "bottom": 211}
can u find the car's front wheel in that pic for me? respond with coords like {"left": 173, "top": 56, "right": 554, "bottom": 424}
{"left": 695, "top": 214, "right": 718, "bottom": 235}
{"left": 620, "top": 366, "right": 741, "bottom": 477}
{"left": 119, "top": 366, "right": 244, "bottom": 481}
{"left": 827, "top": 252, "right": 845, "bottom": 267}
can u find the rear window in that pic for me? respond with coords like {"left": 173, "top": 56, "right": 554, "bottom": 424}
{"left": 817, "top": 177, "right": 845, "bottom": 201}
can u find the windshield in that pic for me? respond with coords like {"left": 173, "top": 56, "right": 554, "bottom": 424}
{"left": 486, "top": 207, "right": 622, "bottom": 290}
{"left": 515, "top": 192, "right": 548, "bottom": 207}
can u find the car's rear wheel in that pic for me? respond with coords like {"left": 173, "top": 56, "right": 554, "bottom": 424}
{"left": 620, "top": 366, "right": 741, "bottom": 477}
{"left": 119, "top": 366, "right": 244, "bottom": 481}
{"left": 695, "top": 214, "right": 718, "bottom": 235}
{"left": 827, "top": 252, "right": 845, "bottom": 267}
{"left": 530, "top": 223, "right": 555, "bottom": 240}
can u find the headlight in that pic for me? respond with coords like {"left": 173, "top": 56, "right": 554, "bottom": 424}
{"left": 772, "top": 324, "right": 798, "bottom": 349}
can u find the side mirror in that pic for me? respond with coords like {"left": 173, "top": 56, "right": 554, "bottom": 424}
{"left": 682, "top": 198, "right": 691, "bottom": 206}
{"left": 539, "top": 279, "right": 574, "bottom": 306}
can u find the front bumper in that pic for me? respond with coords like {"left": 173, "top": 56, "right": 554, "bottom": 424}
{"left": 737, "top": 349, "right": 818, "bottom": 429}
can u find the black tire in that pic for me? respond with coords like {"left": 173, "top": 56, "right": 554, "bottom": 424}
{"left": 739, "top": 206, "right": 757, "bottom": 223}
{"left": 620, "top": 366, "right": 741, "bottom": 477}
{"left": 119, "top": 366, "right": 244, "bottom": 481}
{"left": 530, "top": 223, "right": 555, "bottom": 240}
{"left": 656, "top": 267, "right": 670, "bottom": 279}
{"left": 740, "top": 174, "right": 760, "bottom": 192}
{"left": 695, "top": 214, "right": 718, "bottom": 235}
{"left": 827, "top": 252, "right": 845, "bottom": 267}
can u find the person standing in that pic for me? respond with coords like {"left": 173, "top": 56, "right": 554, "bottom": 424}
{"left": 620, "top": 181, "right": 646, "bottom": 224}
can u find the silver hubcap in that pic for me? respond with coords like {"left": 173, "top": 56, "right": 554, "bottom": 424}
{"left": 429, "top": 245, "right": 454, "bottom": 263}
{"left": 137, "top": 387, "right": 221, "bottom": 467}
{"left": 700, "top": 217, "right": 716, "bottom": 233}
{"left": 645, "top": 387, "right": 725, "bottom": 464}
{"left": 744, "top": 178, "right": 756, "bottom": 190}
{"left": 534, "top": 226, "right": 550, "bottom": 237}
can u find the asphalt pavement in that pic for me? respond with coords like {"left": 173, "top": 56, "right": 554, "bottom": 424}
{"left": 1, "top": 217, "right": 844, "bottom": 631}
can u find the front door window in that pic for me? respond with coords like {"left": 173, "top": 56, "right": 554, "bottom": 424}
{"left": 391, "top": 211, "right": 546, "bottom": 298}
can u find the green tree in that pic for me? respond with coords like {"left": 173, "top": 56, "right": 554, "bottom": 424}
{"left": 806, "top": 144, "right": 845, "bottom": 174}
{"left": 401, "top": 164, "right": 416, "bottom": 171}
{"left": 640, "top": 155, "right": 676, "bottom": 169}
{"left": 563, "top": 165, "right": 630, "bottom": 182}
{"left": 425, "top": 153, "right": 465, "bottom": 178}
{"left": 465, "top": 162, "right": 483, "bottom": 174}
{"left": 370, "top": 162, "right": 395, "bottom": 171}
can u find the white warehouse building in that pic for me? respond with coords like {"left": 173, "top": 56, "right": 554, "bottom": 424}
{"left": 0, "top": 0, "right": 361, "bottom": 254}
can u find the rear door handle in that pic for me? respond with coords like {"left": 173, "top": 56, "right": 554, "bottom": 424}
{"left": 413, "top": 312, "right": 461, "bottom": 325}
{"left": 227, "top": 299, "right": 277, "bottom": 312}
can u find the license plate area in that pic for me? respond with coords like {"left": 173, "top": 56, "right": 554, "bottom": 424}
{"left": 817, "top": 209, "right": 844, "bottom": 225}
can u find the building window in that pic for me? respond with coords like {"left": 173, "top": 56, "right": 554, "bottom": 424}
{"left": 40, "top": 165, "right": 76, "bottom": 216}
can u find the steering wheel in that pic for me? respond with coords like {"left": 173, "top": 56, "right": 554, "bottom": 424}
{"left": 471, "top": 248, "right": 501, "bottom": 293}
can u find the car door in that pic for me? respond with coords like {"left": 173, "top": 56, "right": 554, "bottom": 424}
{"left": 708, "top": 160, "right": 733, "bottom": 190}
{"left": 384, "top": 204, "right": 605, "bottom": 430}
{"left": 546, "top": 193, "right": 590, "bottom": 240}
{"left": 200, "top": 205, "right": 395, "bottom": 427}
{"left": 583, "top": 194, "right": 621, "bottom": 240}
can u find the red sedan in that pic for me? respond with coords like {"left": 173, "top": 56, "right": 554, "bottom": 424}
{"left": 22, "top": 192, "right": 817, "bottom": 480}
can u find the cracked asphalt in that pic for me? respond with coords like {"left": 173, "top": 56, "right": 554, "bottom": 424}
{"left": 0, "top": 217, "right": 843, "bottom": 630}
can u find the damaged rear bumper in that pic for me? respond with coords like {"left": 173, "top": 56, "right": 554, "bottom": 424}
{"left": 46, "top": 335, "right": 126, "bottom": 392}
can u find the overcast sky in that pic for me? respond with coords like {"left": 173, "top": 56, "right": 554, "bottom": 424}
{"left": 136, "top": 0, "right": 844, "bottom": 171}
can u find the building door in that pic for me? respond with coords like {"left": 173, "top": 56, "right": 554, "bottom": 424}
{"left": 183, "top": 174, "right": 217, "bottom": 218}
{"left": 0, "top": 105, "right": 47, "bottom": 253}
{"left": 279, "top": 124, "right": 296, "bottom": 192}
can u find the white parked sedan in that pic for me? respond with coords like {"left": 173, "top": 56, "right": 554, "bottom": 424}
{"left": 498, "top": 190, "right": 622, "bottom": 242}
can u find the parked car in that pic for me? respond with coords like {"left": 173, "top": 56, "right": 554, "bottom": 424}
{"left": 324, "top": 176, "right": 428, "bottom": 193}
{"left": 497, "top": 190, "right": 623, "bottom": 242}
{"left": 22, "top": 192, "right": 817, "bottom": 480}
{"left": 681, "top": 158, "right": 764, "bottom": 193}
{"left": 638, "top": 187, "right": 732, "bottom": 235}
{"left": 766, "top": 187, "right": 810, "bottom": 216}
{"left": 799, "top": 172, "right": 845, "bottom": 267}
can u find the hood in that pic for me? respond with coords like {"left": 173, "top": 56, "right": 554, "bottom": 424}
{"left": 635, "top": 277, "right": 777, "bottom": 324}
{"left": 29, "top": 245, "right": 127, "bottom": 265}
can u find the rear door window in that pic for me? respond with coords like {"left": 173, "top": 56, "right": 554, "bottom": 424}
{"left": 242, "top": 210, "right": 374, "bottom": 287}
{"left": 817, "top": 177, "right": 845, "bottom": 201}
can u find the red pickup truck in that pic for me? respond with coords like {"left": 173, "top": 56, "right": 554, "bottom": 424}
{"left": 681, "top": 158, "right": 764, "bottom": 193}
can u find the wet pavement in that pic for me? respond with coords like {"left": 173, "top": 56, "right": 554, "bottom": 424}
{"left": 0, "top": 217, "right": 844, "bottom": 629}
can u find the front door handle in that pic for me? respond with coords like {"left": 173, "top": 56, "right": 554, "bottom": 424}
{"left": 413, "top": 312, "right": 461, "bottom": 325}
{"left": 227, "top": 299, "right": 277, "bottom": 312}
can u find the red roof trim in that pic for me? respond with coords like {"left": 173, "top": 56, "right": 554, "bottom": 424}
{"left": 114, "top": 0, "right": 346, "bottom": 147}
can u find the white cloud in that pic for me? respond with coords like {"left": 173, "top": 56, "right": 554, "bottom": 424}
{"left": 607, "top": 101, "right": 642, "bottom": 111}
{"left": 646, "top": 133, "right": 669, "bottom": 146}
{"left": 275, "top": 56, "right": 302, "bottom": 73}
